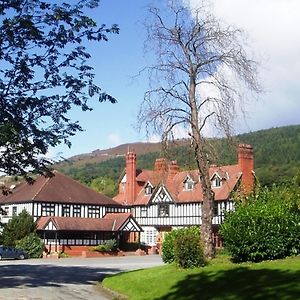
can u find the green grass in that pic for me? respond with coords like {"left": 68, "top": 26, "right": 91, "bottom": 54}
{"left": 102, "top": 255, "right": 300, "bottom": 300}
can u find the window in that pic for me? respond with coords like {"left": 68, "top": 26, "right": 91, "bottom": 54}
{"left": 220, "top": 202, "right": 227, "bottom": 216}
{"left": 73, "top": 205, "right": 81, "bottom": 217}
{"left": 211, "top": 176, "right": 222, "bottom": 187}
{"left": 88, "top": 205, "right": 100, "bottom": 218}
{"left": 145, "top": 185, "right": 153, "bottom": 195}
{"left": 41, "top": 203, "right": 55, "bottom": 216}
{"left": 140, "top": 227, "right": 158, "bottom": 246}
{"left": 62, "top": 204, "right": 70, "bottom": 217}
{"left": 12, "top": 206, "right": 17, "bottom": 216}
{"left": 183, "top": 176, "right": 194, "bottom": 190}
{"left": 158, "top": 203, "right": 169, "bottom": 217}
{"left": 4, "top": 207, "right": 9, "bottom": 215}
{"left": 141, "top": 207, "right": 148, "bottom": 217}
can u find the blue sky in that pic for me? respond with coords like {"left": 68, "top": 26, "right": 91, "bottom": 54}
{"left": 51, "top": 0, "right": 300, "bottom": 160}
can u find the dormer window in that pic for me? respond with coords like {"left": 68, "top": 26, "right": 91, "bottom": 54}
{"left": 145, "top": 185, "right": 152, "bottom": 195}
{"left": 211, "top": 175, "right": 222, "bottom": 187}
{"left": 145, "top": 182, "right": 153, "bottom": 195}
{"left": 183, "top": 176, "right": 194, "bottom": 191}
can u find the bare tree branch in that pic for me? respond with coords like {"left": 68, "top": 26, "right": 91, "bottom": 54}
{"left": 138, "top": 0, "right": 261, "bottom": 259}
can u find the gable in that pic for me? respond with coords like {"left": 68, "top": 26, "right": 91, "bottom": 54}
{"left": 44, "top": 220, "right": 57, "bottom": 231}
{"left": 151, "top": 186, "right": 174, "bottom": 204}
{"left": 118, "top": 217, "right": 142, "bottom": 232}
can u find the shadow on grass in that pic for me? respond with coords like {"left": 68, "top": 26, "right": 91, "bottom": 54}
{"left": 155, "top": 267, "right": 300, "bottom": 300}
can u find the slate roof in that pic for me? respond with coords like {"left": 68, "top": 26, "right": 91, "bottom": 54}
{"left": 36, "top": 212, "right": 140, "bottom": 232}
{"left": 0, "top": 171, "right": 120, "bottom": 206}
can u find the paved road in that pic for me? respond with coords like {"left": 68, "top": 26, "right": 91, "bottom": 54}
{"left": 0, "top": 255, "right": 163, "bottom": 300}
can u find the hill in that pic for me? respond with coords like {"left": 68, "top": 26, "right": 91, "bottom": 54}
{"left": 57, "top": 124, "right": 300, "bottom": 195}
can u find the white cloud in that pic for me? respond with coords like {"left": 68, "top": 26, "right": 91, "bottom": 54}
{"left": 147, "top": 126, "right": 189, "bottom": 143}
{"left": 107, "top": 133, "right": 122, "bottom": 146}
{"left": 186, "top": 0, "right": 300, "bottom": 132}
{"left": 172, "top": 126, "right": 189, "bottom": 139}
{"left": 147, "top": 134, "right": 161, "bottom": 143}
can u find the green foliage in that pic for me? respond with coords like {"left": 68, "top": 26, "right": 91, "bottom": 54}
{"left": 2, "top": 209, "right": 36, "bottom": 247}
{"left": 89, "top": 176, "right": 117, "bottom": 197}
{"left": 0, "top": 0, "right": 119, "bottom": 177}
{"left": 162, "top": 226, "right": 200, "bottom": 264}
{"left": 174, "top": 232, "right": 206, "bottom": 269}
{"left": 220, "top": 184, "right": 300, "bottom": 262}
{"left": 92, "top": 239, "right": 117, "bottom": 252}
{"left": 16, "top": 232, "right": 44, "bottom": 258}
{"left": 58, "top": 251, "right": 70, "bottom": 258}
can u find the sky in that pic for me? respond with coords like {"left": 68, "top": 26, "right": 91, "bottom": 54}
{"left": 51, "top": 0, "right": 300, "bottom": 160}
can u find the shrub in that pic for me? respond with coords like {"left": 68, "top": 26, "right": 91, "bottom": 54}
{"left": 92, "top": 244, "right": 106, "bottom": 252}
{"left": 59, "top": 251, "right": 70, "bottom": 258}
{"left": 16, "top": 232, "right": 44, "bottom": 258}
{"left": 174, "top": 232, "right": 206, "bottom": 268}
{"left": 92, "top": 239, "right": 117, "bottom": 252}
{"left": 220, "top": 186, "right": 300, "bottom": 262}
{"left": 162, "top": 226, "right": 201, "bottom": 264}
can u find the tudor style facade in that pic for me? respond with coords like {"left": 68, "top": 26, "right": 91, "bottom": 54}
{"left": 114, "top": 144, "right": 254, "bottom": 247}
{"left": 0, "top": 171, "right": 141, "bottom": 252}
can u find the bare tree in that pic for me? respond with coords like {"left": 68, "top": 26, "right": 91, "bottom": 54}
{"left": 138, "top": 0, "right": 261, "bottom": 259}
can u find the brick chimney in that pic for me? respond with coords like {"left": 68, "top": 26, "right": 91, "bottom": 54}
{"left": 238, "top": 144, "right": 254, "bottom": 194}
{"left": 168, "top": 160, "right": 179, "bottom": 179}
{"left": 126, "top": 151, "right": 136, "bottom": 205}
{"left": 154, "top": 158, "right": 168, "bottom": 172}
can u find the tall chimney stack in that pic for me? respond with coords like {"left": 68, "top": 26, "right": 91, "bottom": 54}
{"left": 168, "top": 160, "right": 179, "bottom": 179}
{"left": 238, "top": 144, "right": 254, "bottom": 194}
{"left": 126, "top": 151, "right": 136, "bottom": 205}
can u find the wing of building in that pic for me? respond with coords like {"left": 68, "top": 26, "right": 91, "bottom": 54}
{"left": 0, "top": 171, "right": 141, "bottom": 253}
{"left": 114, "top": 144, "right": 254, "bottom": 247}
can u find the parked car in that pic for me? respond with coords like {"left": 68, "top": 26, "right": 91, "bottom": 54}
{"left": 0, "top": 246, "right": 28, "bottom": 260}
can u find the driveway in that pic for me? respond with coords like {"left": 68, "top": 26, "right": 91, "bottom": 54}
{"left": 0, "top": 255, "right": 163, "bottom": 300}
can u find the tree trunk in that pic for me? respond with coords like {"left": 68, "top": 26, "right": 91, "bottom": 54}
{"left": 189, "top": 75, "right": 215, "bottom": 259}
{"left": 192, "top": 136, "right": 215, "bottom": 259}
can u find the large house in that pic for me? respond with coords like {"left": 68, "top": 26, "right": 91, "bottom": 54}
{"left": 0, "top": 171, "right": 141, "bottom": 253}
{"left": 114, "top": 144, "right": 254, "bottom": 247}
{"left": 0, "top": 144, "right": 254, "bottom": 253}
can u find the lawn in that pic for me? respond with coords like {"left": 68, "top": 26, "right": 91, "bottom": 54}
{"left": 102, "top": 255, "right": 300, "bottom": 300}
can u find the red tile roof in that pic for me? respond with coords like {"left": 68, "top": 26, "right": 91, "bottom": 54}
{"left": 0, "top": 171, "right": 120, "bottom": 206}
{"left": 114, "top": 164, "right": 243, "bottom": 205}
{"left": 36, "top": 212, "right": 138, "bottom": 232}
{"left": 103, "top": 212, "right": 132, "bottom": 231}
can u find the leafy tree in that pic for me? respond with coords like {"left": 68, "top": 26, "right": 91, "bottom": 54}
{"left": 138, "top": 0, "right": 261, "bottom": 258}
{"left": 16, "top": 232, "right": 44, "bottom": 258}
{"left": 2, "top": 209, "right": 36, "bottom": 247}
{"left": 0, "top": 0, "right": 119, "bottom": 179}
{"left": 90, "top": 176, "right": 117, "bottom": 197}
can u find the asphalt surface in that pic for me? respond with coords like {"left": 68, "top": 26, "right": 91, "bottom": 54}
{"left": 0, "top": 255, "right": 163, "bottom": 300}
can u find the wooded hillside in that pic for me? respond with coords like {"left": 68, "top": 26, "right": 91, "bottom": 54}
{"left": 57, "top": 125, "right": 300, "bottom": 196}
